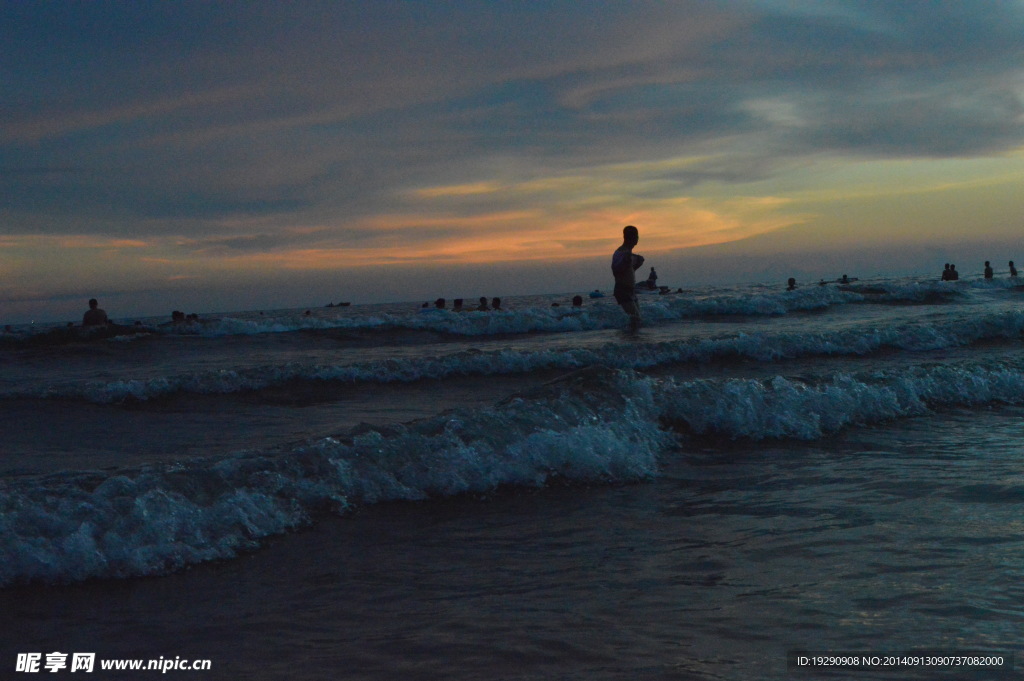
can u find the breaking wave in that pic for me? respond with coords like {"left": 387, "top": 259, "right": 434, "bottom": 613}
{"left": 8, "top": 307, "right": 1024, "bottom": 404}
{"left": 5, "top": 357, "right": 1024, "bottom": 586}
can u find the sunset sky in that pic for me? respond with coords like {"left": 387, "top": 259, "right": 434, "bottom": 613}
{"left": 3, "top": 1, "right": 1024, "bottom": 322}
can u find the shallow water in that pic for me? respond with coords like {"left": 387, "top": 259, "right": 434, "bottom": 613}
{"left": 3, "top": 409, "right": 1022, "bottom": 680}
{"left": 3, "top": 277, "right": 1024, "bottom": 678}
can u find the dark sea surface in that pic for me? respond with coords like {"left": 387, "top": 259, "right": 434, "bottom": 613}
{"left": 2, "top": 277, "right": 1023, "bottom": 679}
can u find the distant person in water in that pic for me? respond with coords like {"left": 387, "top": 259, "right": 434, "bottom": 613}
{"left": 491, "top": 297, "right": 502, "bottom": 311}
{"left": 646, "top": 267, "right": 658, "bottom": 289}
{"left": 1010, "top": 261, "right": 1018, "bottom": 277}
{"left": 840, "top": 274, "right": 850, "bottom": 284}
{"left": 453, "top": 298, "right": 464, "bottom": 312}
{"left": 787, "top": 277, "right": 797, "bottom": 291}
{"left": 950, "top": 264, "right": 959, "bottom": 280}
{"left": 82, "top": 298, "right": 108, "bottom": 326}
{"left": 611, "top": 225, "right": 644, "bottom": 330}
{"left": 476, "top": 296, "right": 490, "bottom": 311}
{"left": 434, "top": 298, "right": 446, "bottom": 309}
{"left": 941, "top": 263, "right": 951, "bottom": 281}
{"left": 165, "top": 310, "right": 199, "bottom": 327}
{"left": 572, "top": 295, "right": 583, "bottom": 307}
{"left": 984, "top": 261, "right": 994, "bottom": 279}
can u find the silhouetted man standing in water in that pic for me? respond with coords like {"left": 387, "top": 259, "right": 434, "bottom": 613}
{"left": 82, "top": 298, "right": 108, "bottom": 326}
{"left": 611, "top": 225, "right": 644, "bottom": 330}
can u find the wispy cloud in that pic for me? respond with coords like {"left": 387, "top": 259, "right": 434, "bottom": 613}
{"left": 3, "top": 0, "right": 1024, "bottom": 320}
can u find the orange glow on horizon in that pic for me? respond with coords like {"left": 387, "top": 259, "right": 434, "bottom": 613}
{"left": 0, "top": 194, "right": 804, "bottom": 279}
{"left": 204, "top": 198, "right": 803, "bottom": 270}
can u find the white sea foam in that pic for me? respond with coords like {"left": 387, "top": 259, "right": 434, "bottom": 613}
{"left": 0, "top": 368, "right": 667, "bottom": 586}
{"left": 6, "top": 355, "right": 1024, "bottom": 586}
{"left": 7, "top": 274, "right": 1023, "bottom": 587}
{"left": 106, "top": 281, "right": 946, "bottom": 339}
{"left": 0, "top": 277, "right": 982, "bottom": 348}
{"left": 662, "top": 362, "right": 1024, "bottom": 440}
{"left": 10, "top": 307, "right": 1024, "bottom": 404}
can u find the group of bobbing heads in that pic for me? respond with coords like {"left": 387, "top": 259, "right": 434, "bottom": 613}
{"left": 424, "top": 297, "right": 502, "bottom": 311}
{"left": 422, "top": 294, "right": 587, "bottom": 311}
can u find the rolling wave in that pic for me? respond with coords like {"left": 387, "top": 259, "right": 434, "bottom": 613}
{"left": 5, "top": 357, "right": 1024, "bottom": 586}
{"left": 8, "top": 307, "right": 1023, "bottom": 404}
{"left": 1, "top": 277, "right": 969, "bottom": 346}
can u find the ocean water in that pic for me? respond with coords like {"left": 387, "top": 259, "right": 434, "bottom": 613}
{"left": 2, "top": 277, "right": 1024, "bottom": 679}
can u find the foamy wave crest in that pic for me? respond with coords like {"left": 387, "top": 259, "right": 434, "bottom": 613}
{"left": 660, "top": 362, "right": 1024, "bottom": 440}
{"left": 676, "top": 283, "right": 857, "bottom": 316}
{"left": 161, "top": 308, "right": 618, "bottom": 338}
{"left": 0, "top": 367, "right": 668, "bottom": 586}
{"left": 2, "top": 279, "right": 962, "bottom": 348}
{"left": 7, "top": 357, "right": 1024, "bottom": 586}
{"left": 14, "top": 308, "right": 1024, "bottom": 404}
{"left": 147, "top": 282, "right": 953, "bottom": 339}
